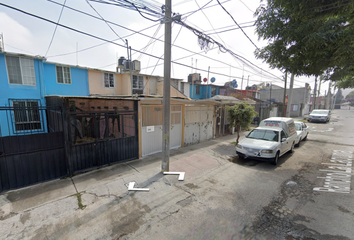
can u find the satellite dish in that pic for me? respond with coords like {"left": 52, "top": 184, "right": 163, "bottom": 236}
{"left": 232, "top": 79, "right": 237, "bottom": 88}
{"left": 210, "top": 77, "right": 216, "bottom": 83}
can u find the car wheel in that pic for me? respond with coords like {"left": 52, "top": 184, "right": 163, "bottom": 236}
{"left": 289, "top": 143, "right": 295, "bottom": 153}
{"left": 303, "top": 134, "right": 308, "bottom": 141}
{"left": 236, "top": 151, "right": 244, "bottom": 159}
{"left": 272, "top": 152, "right": 279, "bottom": 165}
{"left": 307, "top": 119, "right": 311, "bottom": 122}
{"left": 296, "top": 138, "right": 301, "bottom": 147}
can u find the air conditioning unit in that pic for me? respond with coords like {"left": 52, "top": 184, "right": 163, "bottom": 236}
{"left": 133, "top": 60, "right": 141, "bottom": 72}
{"left": 124, "top": 60, "right": 134, "bottom": 70}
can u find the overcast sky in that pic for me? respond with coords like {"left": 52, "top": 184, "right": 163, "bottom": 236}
{"left": 0, "top": 0, "right": 339, "bottom": 95}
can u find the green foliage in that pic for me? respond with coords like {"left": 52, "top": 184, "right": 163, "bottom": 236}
{"left": 226, "top": 102, "right": 257, "bottom": 144}
{"left": 254, "top": 0, "right": 354, "bottom": 87}
{"left": 346, "top": 90, "right": 354, "bottom": 99}
{"left": 345, "top": 90, "right": 354, "bottom": 106}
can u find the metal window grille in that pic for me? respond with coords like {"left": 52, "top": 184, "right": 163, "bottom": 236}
{"left": 56, "top": 66, "right": 71, "bottom": 84}
{"left": 211, "top": 86, "right": 216, "bottom": 97}
{"left": 13, "top": 101, "right": 42, "bottom": 131}
{"left": 104, "top": 73, "right": 114, "bottom": 88}
{"left": 133, "top": 75, "right": 144, "bottom": 89}
{"left": 6, "top": 56, "right": 36, "bottom": 85}
{"left": 196, "top": 85, "right": 200, "bottom": 95}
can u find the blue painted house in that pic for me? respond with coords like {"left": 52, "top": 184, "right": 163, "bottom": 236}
{"left": 189, "top": 84, "right": 220, "bottom": 99}
{"left": 0, "top": 51, "right": 89, "bottom": 136}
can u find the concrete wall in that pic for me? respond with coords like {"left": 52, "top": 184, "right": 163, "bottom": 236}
{"left": 0, "top": 53, "right": 45, "bottom": 106}
{"left": 43, "top": 63, "right": 89, "bottom": 96}
{"left": 0, "top": 53, "right": 47, "bottom": 136}
{"left": 88, "top": 70, "right": 132, "bottom": 96}
{"left": 157, "top": 81, "right": 187, "bottom": 98}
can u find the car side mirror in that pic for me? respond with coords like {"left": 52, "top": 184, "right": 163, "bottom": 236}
{"left": 281, "top": 138, "right": 287, "bottom": 142}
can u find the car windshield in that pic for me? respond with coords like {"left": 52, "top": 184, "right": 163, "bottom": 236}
{"left": 311, "top": 110, "right": 329, "bottom": 115}
{"left": 247, "top": 129, "right": 279, "bottom": 142}
{"left": 295, "top": 123, "right": 302, "bottom": 131}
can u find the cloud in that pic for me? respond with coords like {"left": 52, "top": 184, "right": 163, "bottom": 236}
{"left": 0, "top": 12, "right": 35, "bottom": 54}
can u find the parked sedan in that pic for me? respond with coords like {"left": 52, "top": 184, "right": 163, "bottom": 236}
{"left": 294, "top": 121, "right": 310, "bottom": 147}
{"left": 307, "top": 109, "right": 331, "bottom": 123}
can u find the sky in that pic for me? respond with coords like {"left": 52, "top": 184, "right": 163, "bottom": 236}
{"left": 0, "top": 0, "right": 340, "bottom": 96}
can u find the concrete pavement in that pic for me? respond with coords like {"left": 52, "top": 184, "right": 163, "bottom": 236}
{"left": 0, "top": 132, "right": 241, "bottom": 240}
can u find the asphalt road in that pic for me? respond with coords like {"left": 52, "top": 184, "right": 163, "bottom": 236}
{"left": 127, "top": 109, "right": 354, "bottom": 240}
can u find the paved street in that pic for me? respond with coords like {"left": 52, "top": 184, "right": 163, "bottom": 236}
{"left": 1, "top": 109, "right": 354, "bottom": 240}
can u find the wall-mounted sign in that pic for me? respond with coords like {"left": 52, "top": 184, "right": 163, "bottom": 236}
{"left": 147, "top": 126, "right": 154, "bottom": 132}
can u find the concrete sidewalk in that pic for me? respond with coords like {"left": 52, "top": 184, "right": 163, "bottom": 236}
{"left": 0, "top": 133, "right": 240, "bottom": 240}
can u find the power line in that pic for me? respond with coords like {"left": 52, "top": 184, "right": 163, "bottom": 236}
{"left": 2, "top": 2, "right": 286, "bottom": 86}
{"left": 86, "top": 0, "right": 126, "bottom": 44}
{"left": 216, "top": 0, "right": 259, "bottom": 50}
{"left": 44, "top": 0, "right": 67, "bottom": 57}
{"left": 0, "top": 3, "right": 247, "bottom": 81}
{"left": 238, "top": 0, "right": 254, "bottom": 13}
{"left": 44, "top": 0, "right": 281, "bottom": 81}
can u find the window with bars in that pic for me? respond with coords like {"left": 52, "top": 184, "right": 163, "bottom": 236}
{"left": 195, "top": 85, "right": 200, "bottom": 95}
{"left": 56, "top": 66, "right": 71, "bottom": 84}
{"left": 104, "top": 73, "right": 115, "bottom": 88}
{"left": 133, "top": 75, "right": 144, "bottom": 94}
{"left": 211, "top": 86, "right": 217, "bottom": 97}
{"left": 6, "top": 56, "right": 36, "bottom": 85}
{"left": 13, "top": 100, "right": 41, "bottom": 131}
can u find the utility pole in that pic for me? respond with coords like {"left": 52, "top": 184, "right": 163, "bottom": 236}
{"left": 205, "top": 66, "right": 210, "bottom": 99}
{"left": 326, "top": 81, "right": 331, "bottom": 109}
{"left": 286, "top": 73, "right": 294, "bottom": 117}
{"left": 162, "top": 0, "right": 171, "bottom": 172}
{"left": 126, "top": 40, "right": 133, "bottom": 96}
{"left": 269, "top": 83, "right": 272, "bottom": 106}
{"left": 283, "top": 72, "right": 288, "bottom": 117}
{"left": 313, "top": 76, "right": 318, "bottom": 110}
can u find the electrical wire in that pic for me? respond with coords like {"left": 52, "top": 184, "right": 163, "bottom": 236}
{"left": 1, "top": 2, "right": 287, "bottom": 86}
{"left": 238, "top": 0, "right": 254, "bottom": 13}
{"left": 44, "top": 0, "right": 278, "bottom": 82}
{"left": 216, "top": 0, "right": 259, "bottom": 50}
{"left": 86, "top": 0, "right": 126, "bottom": 44}
{"left": 44, "top": 0, "right": 67, "bottom": 57}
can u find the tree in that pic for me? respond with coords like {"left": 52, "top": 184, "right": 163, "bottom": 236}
{"left": 345, "top": 90, "right": 354, "bottom": 106}
{"left": 254, "top": 0, "right": 354, "bottom": 87}
{"left": 226, "top": 102, "right": 258, "bottom": 144}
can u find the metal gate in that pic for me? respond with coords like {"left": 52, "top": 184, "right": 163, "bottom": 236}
{"left": 65, "top": 99, "right": 139, "bottom": 175}
{"left": 184, "top": 105, "right": 214, "bottom": 146}
{"left": 141, "top": 105, "right": 182, "bottom": 156}
{"left": 0, "top": 106, "right": 67, "bottom": 192}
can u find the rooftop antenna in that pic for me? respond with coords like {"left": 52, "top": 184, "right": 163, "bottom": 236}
{"left": 0, "top": 33, "right": 5, "bottom": 52}
{"left": 191, "top": 58, "right": 193, "bottom": 73}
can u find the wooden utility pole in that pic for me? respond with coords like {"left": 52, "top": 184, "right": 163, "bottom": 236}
{"left": 286, "top": 73, "right": 294, "bottom": 117}
{"left": 283, "top": 72, "right": 287, "bottom": 117}
{"left": 162, "top": 0, "right": 172, "bottom": 172}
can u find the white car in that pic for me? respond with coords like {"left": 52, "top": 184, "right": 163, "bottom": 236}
{"left": 294, "top": 121, "right": 310, "bottom": 147}
{"left": 307, "top": 109, "right": 331, "bottom": 123}
{"left": 235, "top": 126, "right": 297, "bottom": 165}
